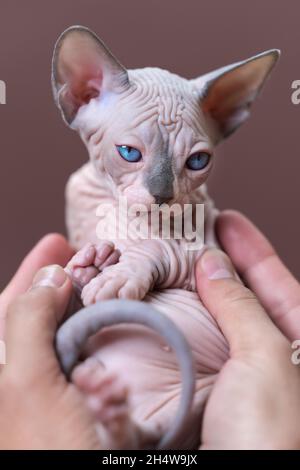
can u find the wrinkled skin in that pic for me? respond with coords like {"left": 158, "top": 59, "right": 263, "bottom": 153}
{"left": 53, "top": 26, "right": 279, "bottom": 448}
{"left": 65, "top": 166, "right": 224, "bottom": 449}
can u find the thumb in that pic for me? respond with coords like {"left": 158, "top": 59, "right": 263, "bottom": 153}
{"left": 5, "top": 265, "right": 72, "bottom": 378}
{"left": 195, "top": 248, "right": 282, "bottom": 356}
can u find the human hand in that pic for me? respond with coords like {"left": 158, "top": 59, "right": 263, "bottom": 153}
{"left": 0, "top": 264, "right": 100, "bottom": 449}
{"left": 196, "top": 211, "right": 300, "bottom": 449}
{"left": 0, "top": 234, "right": 74, "bottom": 339}
{"left": 216, "top": 211, "right": 300, "bottom": 341}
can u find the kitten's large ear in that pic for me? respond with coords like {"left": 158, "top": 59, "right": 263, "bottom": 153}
{"left": 52, "top": 26, "right": 129, "bottom": 125}
{"left": 191, "top": 49, "right": 280, "bottom": 141}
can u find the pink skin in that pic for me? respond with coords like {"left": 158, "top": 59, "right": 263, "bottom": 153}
{"left": 71, "top": 358, "right": 159, "bottom": 449}
{"left": 65, "top": 242, "right": 120, "bottom": 296}
{"left": 0, "top": 234, "right": 73, "bottom": 339}
{"left": 2, "top": 214, "right": 300, "bottom": 449}
{"left": 53, "top": 26, "right": 279, "bottom": 448}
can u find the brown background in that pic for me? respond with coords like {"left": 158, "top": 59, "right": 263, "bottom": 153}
{"left": 0, "top": 0, "right": 299, "bottom": 289}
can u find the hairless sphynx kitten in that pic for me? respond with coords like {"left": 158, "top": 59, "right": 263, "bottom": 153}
{"left": 53, "top": 26, "right": 279, "bottom": 449}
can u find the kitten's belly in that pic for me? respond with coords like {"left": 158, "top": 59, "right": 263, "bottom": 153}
{"left": 87, "top": 289, "right": 229, "bottom": 432}
{"left": 146, "top": 289, "right": 229, "bottom": 373}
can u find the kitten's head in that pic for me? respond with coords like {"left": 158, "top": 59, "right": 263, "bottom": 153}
{"left": 52, "top": 26, "right": 279, "bottom": 209}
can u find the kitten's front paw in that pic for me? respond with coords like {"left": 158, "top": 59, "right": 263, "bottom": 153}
{"left": 65, "top": 242, "right": 121, "bottom": 294}
{"left": 81, "top": 264, "right": 152, "bottom": 305}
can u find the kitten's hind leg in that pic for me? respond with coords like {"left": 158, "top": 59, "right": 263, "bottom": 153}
{"left": 72, "top": 358, "right": 161, "bottom": 450}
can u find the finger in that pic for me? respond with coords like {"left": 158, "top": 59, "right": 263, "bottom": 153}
{"left": 1, "top": 233, "right": 74, "bottom": 299}
{"left": 0, "top": 234, "right": 74, "bottom": 339}
{"left": 195, "top": 248, "right": 284, "bottom": 356}
{"left": 217, "top": 210, "right": 300, "bottom": 340}
{"left": 5, "top": 265, "right": 72, "bottom": 379}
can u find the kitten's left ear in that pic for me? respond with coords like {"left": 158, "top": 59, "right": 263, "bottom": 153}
{"left": 191, "top": 49, "right": 280, "bottom": 141}
{"left": 52, "top": 25, "right": 129, "bottom": 126}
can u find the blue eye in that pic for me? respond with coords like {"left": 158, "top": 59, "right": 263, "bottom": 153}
{"left": 186, "top": 152, "right": 211, "bottom": 171}
{"left": 116, "top": 145, "right": 142, "bottom": 163}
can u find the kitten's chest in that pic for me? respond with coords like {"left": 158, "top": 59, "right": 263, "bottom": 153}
{"left": 66, "top": 163, "right": 206, "bottom": 251}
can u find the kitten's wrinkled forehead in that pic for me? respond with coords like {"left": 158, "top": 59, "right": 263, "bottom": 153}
{"left": 128, "top": 68, "right": 200, "bottom": 130}
{"left": 121, "top": 68, "right": 211, "bottom": 201}
{"left": 81, "top": 66, "right": 210, "bottom": 147}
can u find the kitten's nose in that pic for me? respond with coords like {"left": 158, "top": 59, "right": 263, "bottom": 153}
{"left": 154, "top": 195, "right": 173, "bottom": 206}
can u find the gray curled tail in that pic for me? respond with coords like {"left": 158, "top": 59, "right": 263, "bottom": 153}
{"left": 56, "top": 299, "right": 196, "bottom": 450}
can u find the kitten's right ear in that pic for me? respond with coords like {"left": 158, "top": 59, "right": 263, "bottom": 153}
{"left": 191, "top": 49, "right": 280, "bottom": 141}
{"left": 52, "top": 26, "right": 129, "bottom": 126}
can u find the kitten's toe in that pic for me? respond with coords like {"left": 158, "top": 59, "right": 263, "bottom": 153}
{"left": 65, "top": 243, "right": 98, "bottom": 291}
{"left": 71, "top": 356, "right": 106, "bottom": 390}
{"left": 81, "top": 261, "right": 149, "bottom": 305}
{"left": 81, "top": 276, "right": 104, "bottom": 305}
{"left": 118, "top": 280, "right": 144, "bottom": 300}
{"left": 94, "top": 243, "right": 120, "bottom": 270}
{"left": 66, "top": 243, "right": 96, "bottom": 270}
{"left": 65, "top": 242, "right": 120, "bottom": 295}
{"left": 81, "top": 273, "right": 121, "bottom": 304}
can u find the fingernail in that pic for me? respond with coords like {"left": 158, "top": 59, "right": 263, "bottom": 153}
{"left": 32, "top": 265, "right": 67, "bottom": 288}
{"left": 201, "top": 249, "right": 234, "bottom": 280}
